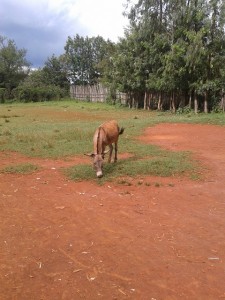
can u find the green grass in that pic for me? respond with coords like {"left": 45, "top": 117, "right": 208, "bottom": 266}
{"left": 1, "top": 163, "right": 40, "bottom": 174}
{"left": 0, "top": 99, "right": 224, "bottom": 181}
{"left": 64, "top": 151, "right": 196, "bottom": 183}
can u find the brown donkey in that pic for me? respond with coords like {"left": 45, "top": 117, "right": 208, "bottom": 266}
{"left": 86, "top": 120, "right": 124, "bottom": 178}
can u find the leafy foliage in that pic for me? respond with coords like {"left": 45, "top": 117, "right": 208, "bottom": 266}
{"left": 13, "top": 86, "right": 65, "bottom": 102}
{"left": 0, "top": 36, "right": 30, "bottom": 97}
{"left": 64, "top": 34, "right": 113, "bottom": 85}
{"left": 105, "top": 0, "right": 225, "bottom": 112}
{"left": 42, "top": 54, "right": 70, "bottom": 91}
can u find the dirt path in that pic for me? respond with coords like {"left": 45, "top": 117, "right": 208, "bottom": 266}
{"left": 0, "top": 123, "right": 225, "bottom": 300}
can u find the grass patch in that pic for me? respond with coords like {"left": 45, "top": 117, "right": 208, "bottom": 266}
{"left": 0, "top": 100, "right": 222, "bottom": 181}
{"left": 64, "top": 150, "right": 198, "bottom": 183}
{"left": 1, "top": 163, "right": 40, "bottom": 174}
{"left": 0, "top": 101, "right": 224, "bottom": 159}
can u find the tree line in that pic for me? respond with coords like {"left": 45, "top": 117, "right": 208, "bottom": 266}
{"left": 1, "top": 0, "right": 225, "bottom": 112}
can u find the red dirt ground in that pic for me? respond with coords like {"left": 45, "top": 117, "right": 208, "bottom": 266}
{"left": 0, "top": 123, "right": 225, "bottom": 300}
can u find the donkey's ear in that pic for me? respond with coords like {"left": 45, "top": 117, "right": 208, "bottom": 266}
{"left": 84, "top": 153, "right": 95, "bottom": 158}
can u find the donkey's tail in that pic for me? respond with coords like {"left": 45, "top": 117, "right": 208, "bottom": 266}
{"left": 119, "top": 127, "right": 125, "bottom": 135}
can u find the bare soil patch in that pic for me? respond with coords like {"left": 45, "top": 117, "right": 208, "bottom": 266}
{"left": 0, "top": 123, "right": 225, "bottom": 300}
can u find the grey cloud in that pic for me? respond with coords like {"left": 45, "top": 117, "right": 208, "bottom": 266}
{"left": 1, "top": 0, "right": 87, "bottom": 67}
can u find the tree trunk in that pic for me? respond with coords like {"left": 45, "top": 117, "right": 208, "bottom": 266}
{"left": 194, "top": 91, "right": 198, "bottom": 114}
{"left": 204, "top": 91, "right": 208, "bottom": 113}
{"left": 189, "top": 93, "right": 192, "bottom": 109}
{"left": 179, "top": 93, "right": 185, "bottom": 109}
{"left": 160, "top": 0, "right": 163, "bottom": 29}
{"left": 171, "top": 92, "right": 176, "bottom": 113}
{"left": 221, "top": 90, "right": 225, "bottom": 112}
{"left": 170, "top": 92, "right": 176, "bottom": 113}
{"left": 127, "top": 92, "right": 132, "bottom": 108}
{"left": 147, "top": 93, "right": 152, "bottom": 110}
{"left": 144, "top": 91, "right": 147, "bottom": 110}
{"left": 132, "top": 94, "right": 135, "bottom": 108}
{"left": 157, "top": 92, "right": 163, "bottom": 110}
{"left": 132, "top": 93, "right": 138, "bottom": 109}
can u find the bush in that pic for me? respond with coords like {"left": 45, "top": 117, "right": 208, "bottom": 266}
{"left": 176, "top": 105, "right": 193, "bottom": 114}
{"left": 211, "top": 105, "right": 224, "bottom": 113}
{"left": 13, "top": 85, "right": 67, "bottom": 102}
{"left": 0, "top": 88, "right": 6, "bottom": 103}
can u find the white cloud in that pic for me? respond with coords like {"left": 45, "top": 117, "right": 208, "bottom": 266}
{"left": 20, "top": 0, "right": 129, "bottom": 41}
{"left": 41, "top": 0, "right": 129, "bottom": 41}
{"left": 69, "top": 0, "right": 128, "bottom": 41}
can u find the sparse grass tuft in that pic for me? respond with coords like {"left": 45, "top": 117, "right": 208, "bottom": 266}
{"left": 117, "top": 179, "right": 133, "bottom": 186}
{"left": 1, "top": 163, "right": 40, "bottom": 174}
{"left": 63, "top": 164, "right": 95, "bottom": 181}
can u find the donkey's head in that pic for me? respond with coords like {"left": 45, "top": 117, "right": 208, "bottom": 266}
{"left": 93, "top": 154, "right": 104, "bottom": 178}
{"left": 85, "top": 150, "right": 108, "bottom": 178}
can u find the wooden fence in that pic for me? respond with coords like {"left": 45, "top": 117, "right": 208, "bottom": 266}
{"left": 70, "top": 84, "right": 127, "bottom": 104}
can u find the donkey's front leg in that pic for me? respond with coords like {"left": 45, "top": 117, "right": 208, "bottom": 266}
{"left": 108, "top": 144, "right": 113, "bottom": 163}
{"left": 114, "top": 142, "right": 118, "bottom": 162}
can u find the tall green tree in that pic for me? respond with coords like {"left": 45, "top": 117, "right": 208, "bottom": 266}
{"left": 117, "top": 0, "right": 171, "bottom": 109}
{"left": 42, "top": 54, "right": 69, "bottom": 91}
{"left": 116, "top": 0, "right": 225, "bottom": 112}
{"left": 64, "top": 34, "right": 110, "bottom": 85}
{"left": 0, "top": 36, "right": 30, "bottom": 97}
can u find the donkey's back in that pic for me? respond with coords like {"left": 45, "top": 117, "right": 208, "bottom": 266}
{"left": 96, "top": 120, "right": 124, "bottom": 145}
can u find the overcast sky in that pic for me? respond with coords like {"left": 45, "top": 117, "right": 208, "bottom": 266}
{"left": 1, "top": 0, "right": 131, "bottom": 67}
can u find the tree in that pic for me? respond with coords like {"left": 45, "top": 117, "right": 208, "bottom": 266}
{"left": 0, "top": 36, "right": 30, "bottom": 98}
{"left": 20, "top": 69, "right": 45, "bottom": 88}
{"left": 113, "top": 0, "right": 171, "bottom": 109}
{"left": 116, "top": 0, "right": 225, "bottom": 112}
{"left": 105, "top": 32, "right": 145, "bottom": 108}
{"left": 42, "top": 54, "right": 70, "bottom": 92}
{"left": 64, "top": 34, "right": 110, "bottom": 85}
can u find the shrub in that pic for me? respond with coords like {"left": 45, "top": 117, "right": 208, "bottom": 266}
{"left": 176, "top": 105, "right": 193, "bottom": 114}
{"left": 13, "top": 85, "right": 67, "bottom": 102}
{"left": 0, "top": 88, "right": 6, "bottom": 103}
